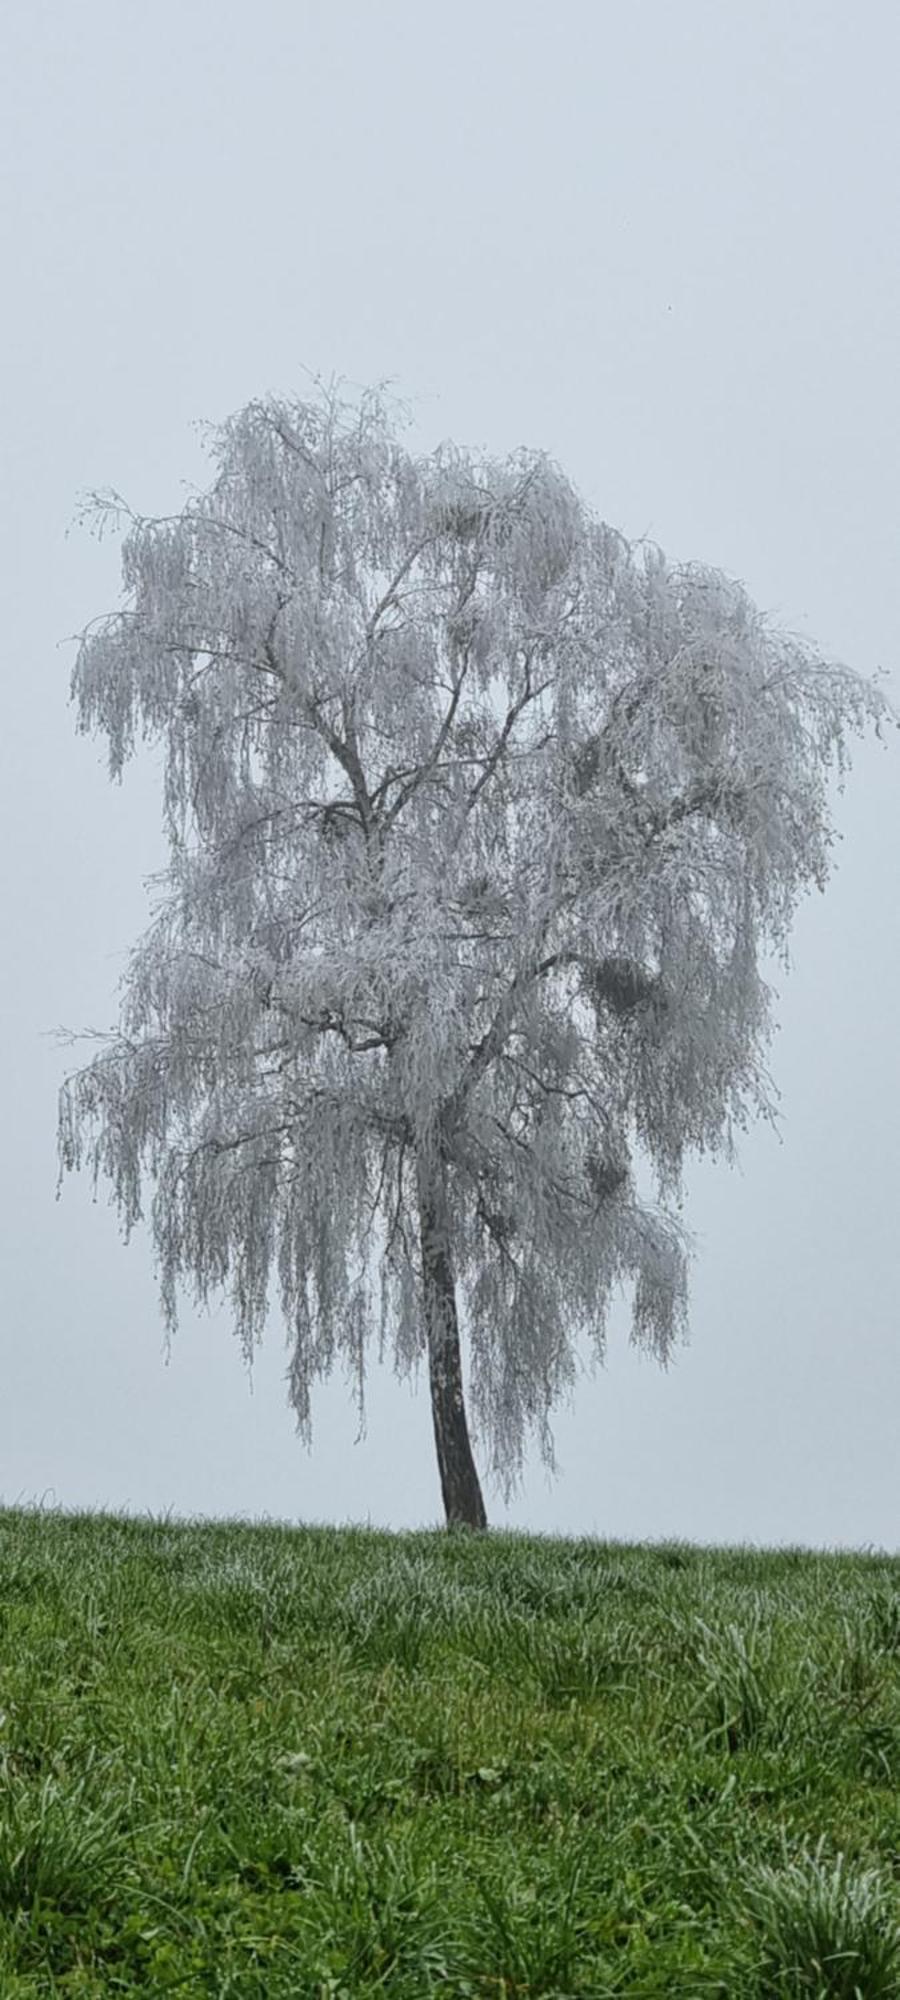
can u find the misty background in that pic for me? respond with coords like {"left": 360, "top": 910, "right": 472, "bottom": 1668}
{"left": 2, "top": 0, "right": 897, "bottom": 1550}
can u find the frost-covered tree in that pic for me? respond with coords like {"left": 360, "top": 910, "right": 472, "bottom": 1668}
{"left": 58, "top": 382, "right": 890, "bottom": 1529}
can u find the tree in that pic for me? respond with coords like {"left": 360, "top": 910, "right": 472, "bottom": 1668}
{"left": 58, "top": 382, "right": 891, "bottom": 1530}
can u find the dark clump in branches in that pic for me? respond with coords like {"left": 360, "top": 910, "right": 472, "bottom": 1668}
{"left": 570, "top": 731, "right": 604, "bottom": 798}
{"left": 580, "top": 955, "right": 666, "bottom": 1021}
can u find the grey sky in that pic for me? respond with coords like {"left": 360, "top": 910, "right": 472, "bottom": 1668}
{"left": 2, "top": 0, "right": 897, "bottom": 1550}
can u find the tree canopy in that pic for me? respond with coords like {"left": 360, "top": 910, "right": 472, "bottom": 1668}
{"left": 58, "top": 383, "right": 890, "bottom": 1515}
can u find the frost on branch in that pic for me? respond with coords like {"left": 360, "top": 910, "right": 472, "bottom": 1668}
{"left": 59, "top": 381, "right": 891, "bottom": 1501}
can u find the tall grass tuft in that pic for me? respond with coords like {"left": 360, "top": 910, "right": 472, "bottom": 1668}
{"left": 739, "top": 1833, "right": 900, "bottom": 1998}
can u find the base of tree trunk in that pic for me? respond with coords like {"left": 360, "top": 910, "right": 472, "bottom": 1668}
{"left": 428, "top": 1341, "right": 488, "bottom": 1530}
{"left": 417, "top": 1155, "right": 488, "bottom": 1531}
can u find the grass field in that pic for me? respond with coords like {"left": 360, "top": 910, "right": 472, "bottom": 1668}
{"left": 0, "top": 1506, "right": 897, "bottom": 1996}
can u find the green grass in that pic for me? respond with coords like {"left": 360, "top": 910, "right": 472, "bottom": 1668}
{"left": 0, "top": 1507, "right": 897, "bottom": 1996}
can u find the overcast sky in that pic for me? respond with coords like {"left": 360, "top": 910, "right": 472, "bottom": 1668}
{"left": 2, "top": 0, "right": 897, "bottom": 1552}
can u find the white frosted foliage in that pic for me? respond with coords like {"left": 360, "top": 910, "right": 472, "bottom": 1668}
{"left": 58, "top": 383, "right": 890, "bottom": 1501}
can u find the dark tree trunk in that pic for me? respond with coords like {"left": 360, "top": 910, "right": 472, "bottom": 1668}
{"left": 416, "top": 1151, "right": 488, "bottom": 1531}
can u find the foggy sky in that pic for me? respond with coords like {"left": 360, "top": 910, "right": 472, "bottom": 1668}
{"left": 2, "top": 0, "right": 897, "bottom": 1550}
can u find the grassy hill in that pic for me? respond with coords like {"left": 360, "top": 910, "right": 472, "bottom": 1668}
{"left": 0, "top": 1505, "right": 897, "bottom": 1996}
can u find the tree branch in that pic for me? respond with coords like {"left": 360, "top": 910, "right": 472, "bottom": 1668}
{"left": 378, "top": 651, "right": 472, "bottom": 831}
{"left": 439, "top": 942, "right": 662, "bottom": 1143}
{"left": 462, "top": 650, "right": 553, "bottom": 820}
{"left": 364, "top": 537, "right": 435, "bottom": 641}
{"left": 501, "top": 1048, "right": 602, "bottom": 1108}
{"left": 486, "top": 1111, "right": 595, "bottom": 1216}
{"left": 265, "top": 992, "right": 396, "bottom": 1056}
{"left": 262, "top": 617, "right": 377, "bottom": 845}
{"left": 474, "top": 1188, "right": 520, "bottom": 1275}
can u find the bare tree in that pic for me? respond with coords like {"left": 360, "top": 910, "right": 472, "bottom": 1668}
{"left": 57, "top": 382, "right": 891, "bottom": 1529}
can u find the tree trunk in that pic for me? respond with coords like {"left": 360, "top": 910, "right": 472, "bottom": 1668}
{"left": 416, "top": 1150, "right": 488, "bottom": 1531}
